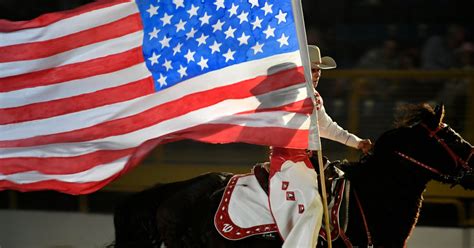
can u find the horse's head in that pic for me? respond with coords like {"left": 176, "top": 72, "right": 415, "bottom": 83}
{"left": 392, "top": 103, "right": 473, "bottom": 189}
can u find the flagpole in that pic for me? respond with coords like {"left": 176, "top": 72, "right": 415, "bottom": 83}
{"left": 290, "top": 0, "right": 333, "bottom": 246}
{"left": 292, "top": 0, "right": 332, "bottom": 248}
{"left": 316, "top": 150, "right": 332, "bottom": 248}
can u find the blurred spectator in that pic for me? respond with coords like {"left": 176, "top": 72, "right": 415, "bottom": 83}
{"left": 399, "top": 47, "right": 420, "bottom": 69}
{"left": 455, "top": 42, "right": 474, "bottom": 68}
{"left": 435, "top": 42, "right": 474, "bottom": 131}
{"left": 420, "top": 24, "right": 466, "bottom": 69}
{"left": 420, "top": 25, "right": 469, "bottom": 130}
{"left": 352, "top": 38, "right": 404, "bottom": 137}
{"left": 354, "top": 38, "right": 402, "bottom": 99}
{"left": 356, "top": 38, "right": 401, "bottom": 69}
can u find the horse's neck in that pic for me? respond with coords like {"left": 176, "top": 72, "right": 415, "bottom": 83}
{"left": 349, "top": 154, "right": 430, "bottom": 245}
{"left": 367, "top": 153, "right": 429, "bottom": 191}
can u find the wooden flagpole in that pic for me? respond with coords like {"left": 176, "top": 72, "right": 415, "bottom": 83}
{"left": 289, "top": 0, "right": 333, "bottom": 246}
{"left": 316, "top": 150, "right": 332, "bottom": 247}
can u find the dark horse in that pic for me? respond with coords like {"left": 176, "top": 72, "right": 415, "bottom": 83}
{"left": 111, "top": 104, "right": 473, "bottom": 248}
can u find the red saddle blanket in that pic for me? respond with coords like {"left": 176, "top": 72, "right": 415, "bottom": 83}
{"left": 214, "top": 171, "right": 349, "bottom": 241}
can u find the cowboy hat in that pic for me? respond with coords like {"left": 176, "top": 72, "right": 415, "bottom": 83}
{"left": 308, "top": 45, "right": 337, "bottom": 69}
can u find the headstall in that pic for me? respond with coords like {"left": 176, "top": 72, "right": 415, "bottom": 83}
{"left": 395, "top": 122, "right": 473, "bottom": 183}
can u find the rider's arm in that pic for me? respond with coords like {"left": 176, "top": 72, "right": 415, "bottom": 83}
{"left": 316, "top": 95, "right": 362, "bottom": 149}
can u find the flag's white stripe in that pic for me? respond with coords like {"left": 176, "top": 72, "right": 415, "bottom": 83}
{"left": 1, "top": 51, "right": 303, "bottom": 140}
{"left": 210, "top": 111, "right": 310, "bottom": 128}
{"left": 0, "top": 84, "right": 309, "bottom": 158}
{"left": 0, "top": 156, "right": 129, "bottom": 184}
{"left": 0, "top": 2, "right": 139, "bottom": 47}
{"left": 0, "top": 64, "right": 151, "bottom": 108}
{"left": 0, "top": 31, "right": 143, "bottom": 78}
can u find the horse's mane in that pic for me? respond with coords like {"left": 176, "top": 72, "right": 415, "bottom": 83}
{"left": 393, "top": 103, "right": 437, "bottom": 128}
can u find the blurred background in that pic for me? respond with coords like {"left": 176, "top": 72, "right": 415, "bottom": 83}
{"left": 0, "top": 0, "right": 473, "bottom": 247}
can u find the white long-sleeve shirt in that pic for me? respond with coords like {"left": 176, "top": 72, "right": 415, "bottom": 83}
{"left": 315, "top": 92, "right": 362, "bottom": 149}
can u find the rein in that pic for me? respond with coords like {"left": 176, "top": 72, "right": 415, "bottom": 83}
{"left": 353, "top": 189, "right": 373, "bottom": 248}
{"left": 395, "top": 151, "right": 447, "bottom": 177}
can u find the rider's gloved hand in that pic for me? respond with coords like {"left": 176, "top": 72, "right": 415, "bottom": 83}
{"left": 357, "top": 139, "right": 373, "bottom": 154}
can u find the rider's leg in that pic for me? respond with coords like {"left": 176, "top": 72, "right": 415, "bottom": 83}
{"left": 269, "top": 148, "right": 323, "bottom": 248}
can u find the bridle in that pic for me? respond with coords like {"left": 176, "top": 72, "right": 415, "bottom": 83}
{"left": 395, "top": 122, "right": 473, "bottom": 183}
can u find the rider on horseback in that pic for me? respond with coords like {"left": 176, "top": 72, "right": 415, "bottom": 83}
{"left": 268, "top": 45, "right": 372, "bottom": 248}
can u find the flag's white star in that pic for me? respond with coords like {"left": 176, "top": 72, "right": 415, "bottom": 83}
{"left": 163, "top": 59, "right": 173, "bottom": 71}
{"left": 224, "top": 26, "right": 236, "bottom": 39}
{"left": 199, "top": 12, "right": 212, "bottom": 25}
{"left": 251, "top": 42, "right": 264, "bottom": 54}
{"left": 159, "top": 36, "right": 171, "bottom": 48}
{"left": 196, "top": 33, "right": 209, "bottom": 46}
{"left": 237, "top": 11, "right": 249, "bottom": 24}
{"left": 148, "top": 27, "right": 160, "bottom": 40}
{"left": 186, "top": 28, "right": 197, "bottom": 40}
{"left": 173, "top": 43, "right": 183, "bottom": 55}
{"left": 223, "top": 49, "right": 236, "bottom": 62}
{"left": 275, "top": 10, "right": 287, "bottom": 24}
{"left": 251, "top": 16, "right": 263, "bottom": 30}
{"left": 277, "top": 33, "right": 289, "bottom": 47}
{"left": 184, "top": 49, "right": 196, "bottom": 63}
{"left": 173, "top": 0, "right": 184, "bottom": 9}
{"left": 209, "top": 41, "right": 222, "bottom": 54}
{"left": 175, "top": 19, "right": 187, "bottom": 32}
{"left": 261, "top": 2, "right": 273, "bottom": 16}
{"left": 148, "top": 52, "right": 160, "bottom": 65}
{"left": 248, "top": 0, "right": 259, "bottom": 8}
{"left": 146, "top": 4, "right": 159, "bottom": 17}
{"left": 197, "top": 56, "right": 209, "bottom": 70}
{"left": 263, "top": 25, "right": 275, "bottom": 39}
{"left": 160, "top": 13, "right": 173, "bottom": 26}
{"left": 214, "top": 0, "right": 225, "bottom": 10}
{"left": 178, "top": 65, "right": 188, "bottom": 78}
{"left": 157, "top": 73, "right": 167, "bottom": 87}
{"left": 212, "top": 19, "right": 225, "bottom": 32}
{"left": 237, "top": 32, "right": 251, "bottom": 45}
{"left": 228, "top": 3, "right": 238, "bottom": 17}
{"left": 187, "top": 4, "right": 199, "bottom": 18}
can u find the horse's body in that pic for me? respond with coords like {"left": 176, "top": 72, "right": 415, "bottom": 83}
{"left": 111, "top": 104, "right": 473, "bottom": 248}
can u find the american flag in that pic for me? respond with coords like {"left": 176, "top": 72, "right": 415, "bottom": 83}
{"left": 0, "top": 0, "right": 318, "bottom": 194}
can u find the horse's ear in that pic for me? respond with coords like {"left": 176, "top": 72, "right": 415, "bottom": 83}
{"left": 434, "top": 104, "right": 445, "bottom": 125}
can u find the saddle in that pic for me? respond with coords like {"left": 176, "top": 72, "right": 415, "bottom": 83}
{"left": 214, "top": 160, "right": 351, "bottom": 242}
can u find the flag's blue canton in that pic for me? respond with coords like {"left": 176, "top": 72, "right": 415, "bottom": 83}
{"left": 136, "top": 0, "right": 299, "bottom": 91}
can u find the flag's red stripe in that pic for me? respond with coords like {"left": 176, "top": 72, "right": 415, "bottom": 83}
{"left": 0, "top": 0, "right": 131, "bottom": 32}
{"left": 0, "top": 77, "right": 155, "bottom": 125}
{"left": 0, "top": 47, "right": 144, "bottom": 93}
{"left": 0, "top": 14, "right": 142, "bottom": 62}
{"left": 0, "top": 149, "right": 134, "bottom": 175}
{"left": 0, "top": 138, "right": 162, "bottom": 195}
{"left": 178, "top": 123, "right": 310, "bottom": 149}
{"left": 238, "top": 98, "right": 313, "bottom": 115}
{"left": 1, "top": 67, "right": 306, "bottom": 147}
